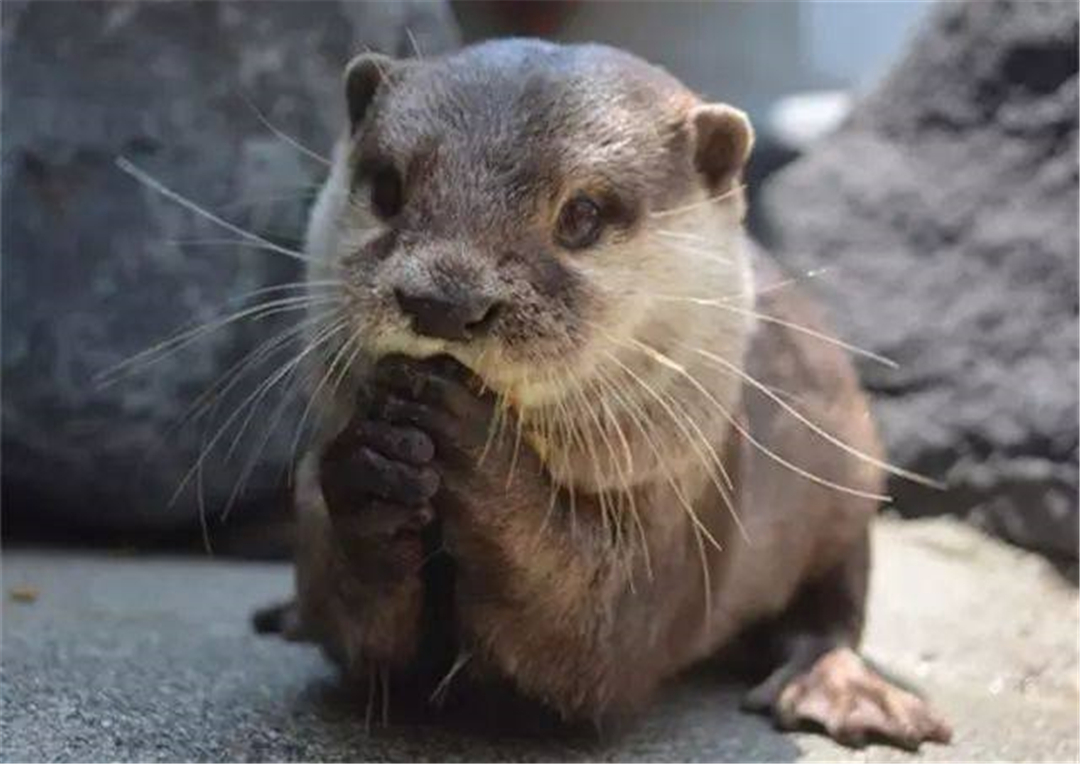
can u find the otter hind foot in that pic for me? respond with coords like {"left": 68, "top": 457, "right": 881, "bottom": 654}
{"left": 746, "top": 646, "right": 952, "bottom": 750}
{"left": 252, "top": 599, "right": 308, "bottom": 641}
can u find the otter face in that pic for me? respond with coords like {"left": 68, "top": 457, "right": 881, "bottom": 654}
{"left": 309, "top": 40, "right": 753, "bottom": 408}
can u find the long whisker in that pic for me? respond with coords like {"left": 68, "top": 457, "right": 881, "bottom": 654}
{"left": 404, "top": 27, "right": 424, "bottom": 60}
{"left": 566, "top": 381, "right": 621, "bottom": 568}
{"left": 213, "top": 314, "right": 347, "bottom": 471}
{"left": 215, "top": 320, "right": 349, "bottom": 518}
{"left": 430, "top": 652, "right": 472, "bottom": 708}
{"left": 595, "top": 353, "right": 714, "bottom": 612}
{"left": 219, "top": 321, "right": 342, "bottom": 513}
{"left": 638, "top": 267, "right": 832, "bottom": 308}
{"left": 216, "top": 186, "right": 324, "bottom": 213}
{"left": 605, "top": 345, "right": 734, "bottom": 497}
{"left": 527, "top": 372, "right": 567, "bottom": 553}
{"left": 151, "top": 310, "right": 338, "bottom": 469}
{"left": 238, "top": 90, "right": 332, "bottom": 166}
{"left": 224, "top": 279, "right": 348, "bottom": 302}
{"left": 167, "top": 236, "right": 303, "bottom": 250}
{"left": 550, "top": 390, "right": 583, "bottom": 538}
{"left": 281, "top": 329, "right": 366, "bottom": 490}
{"left": 477, "top": 393, "right": 508, "bottom": 467}
{"left": 611, "top": 332, "right": 891, "bottom": 502}
{"left": 219, "top": 358, "right": 312, "bottom": 520}
{"left": 96, "top": 294, "right": 343, "bottom": 384}
{"left": 208, "top": 345, "right": 320, "bottom": 521}
{"left": 645, "top": 234, "right": 736, "bottom": 266}
{"left": 115, "top": 157, "right": 322, "bottom": 266}
{"left": 754, "top": 267, "right": 832, "bottom": 300}
{"left": 127, "top": 318, "right": 329, "bottom": 508}
{"left": 651, "top": 228, "right": 722, "bottom": 245}
{"left": 599, "top": 346, "right": 742, "bottom": 546}
{"left": 167, "top": 318, "right": 349, "bottom": 508}
{"left": 690, "top": 346, "right": 944, "bottom": 489}
{"left": 589, "top": 370, "right": 654, "bottom": 581}
{"left": 285, "top": 328, "right": 362, "bottom": 472}
{"left": 505, "top": 406, "right": 525, "bottom": 490}
{"left": 196, "top": 437, "right": 212, "bottom": 554}
{"left": 655, "top": 297, "right": 898, "bottom": 370}
{"left": 648, "top": 184, "right": 745, "bottom": 219}
{"left": 591, "top": 327, "right": 738, "bottom": 505}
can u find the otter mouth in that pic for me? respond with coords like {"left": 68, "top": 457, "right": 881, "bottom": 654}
{"left": 367, "top": 324, "right": 577, "bottom": 410}
{"left": 367, "top": 329, "right": 501, "bottom": 394}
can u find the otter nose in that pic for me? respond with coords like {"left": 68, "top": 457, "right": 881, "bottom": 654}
{"left": 394, "top": 288, "right": 501, "bottom": 341}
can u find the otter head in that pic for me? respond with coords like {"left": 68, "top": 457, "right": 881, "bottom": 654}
{"left": 307, "top": 40, "right": 754, "bottom": 414}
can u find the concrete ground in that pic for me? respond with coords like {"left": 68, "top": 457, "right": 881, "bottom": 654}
{"left": 2, "top": 517, "right": 1077, "bottom": 762}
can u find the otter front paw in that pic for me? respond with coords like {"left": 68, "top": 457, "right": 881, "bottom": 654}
{"left": 321, "top": 415, "right": 441, "bottom": 552}
{"left": 371, "top": 354, "right": 555, "bottom": 579}
{"left": 370, "top": 354, "right": 527, "bottom": 485}
{"left": 371, "top": 354, "right": 550, "bottom": 565}
{"left": 293, "top": 411, "right": 442, "bottom": 671}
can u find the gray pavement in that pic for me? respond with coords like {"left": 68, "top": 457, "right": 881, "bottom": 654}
{"left": 2, "top": 517, "right": 1077, "bottom": 762}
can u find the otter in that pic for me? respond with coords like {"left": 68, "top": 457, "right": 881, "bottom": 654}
{"left": 256, "top": 39, "right": 952, "bottom": 749}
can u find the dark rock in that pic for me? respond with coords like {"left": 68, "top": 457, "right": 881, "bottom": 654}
{"left": 1, "top": 1, "right": 459, "bottom": 535}
{"left": 758, "top": 0, "right": 1078, "bottom": 557}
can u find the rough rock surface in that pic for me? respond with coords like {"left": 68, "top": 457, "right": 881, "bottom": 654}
{"left": 3, "top": 518, "right": 1076, "bottom": 761}
{"left": 1, "top": 2, "right": 459, "bottom": 534}
{"left": 758, "top": 0, "right": 1079, "bottom": 557}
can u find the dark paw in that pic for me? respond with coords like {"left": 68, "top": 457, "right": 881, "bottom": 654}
{"left": 252, "top": 600, "right": 308, "bottom": 641}
{"left": 372, "top": 354, "right": 498, "bottom": 459}
{"left": 320, "top": 415, "right": 440, "bottom": 540}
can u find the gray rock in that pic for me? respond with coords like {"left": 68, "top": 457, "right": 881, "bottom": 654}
{"left": 1, "top": 1, "right": 459, "bottom": 535}
{"left": 758, "top": 0, "right": 1078, "bottom": 558}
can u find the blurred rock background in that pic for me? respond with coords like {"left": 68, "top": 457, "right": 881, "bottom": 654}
{"left": 759, "top": 0, "right": 1079, "bottom": 558}
{"left": 2, "top": 0, "right": 1076, "bottom": 561}
{"left": 1, "top": 1, "right": 459, "bottom": 546}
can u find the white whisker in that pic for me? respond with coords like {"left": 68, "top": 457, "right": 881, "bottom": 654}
{"left": 96, "top": 294, "right": 343, "bottom": 385}
{"left": 405, "top": 27, "right": 424, "bottom": 60}
{"left": 611, "top": 331, "right": 891, "bottom": 502}
{"left": 666, "top": 298, "right": 899, "bottom": 369}
{"left": 238, "top": 90, "right": 332, "bottom": 166}
{"left": 648, "top": 184, "right": 745, "bottom": 219}
{"left": 115, "top": 157, "right": 321, "bottom": 266}
{"left": 167, "top": 318, "right": 349, "bottom": 508}
{"left": 691, "top": 346, "right": 943, "bottom": 489}
{"left": 646, "top": 233, "right": 735, "bottom": 265}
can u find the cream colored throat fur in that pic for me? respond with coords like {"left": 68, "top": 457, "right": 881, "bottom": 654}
{"left": 520, "top": 202, "right": 754, "bottom": 495}
{"left": 303, "top": 136, "right": 756, "bottom": 498}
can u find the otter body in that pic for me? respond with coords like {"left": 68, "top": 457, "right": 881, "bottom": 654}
{"left": 259, "top": 40, "right": 950, "bottom": 749}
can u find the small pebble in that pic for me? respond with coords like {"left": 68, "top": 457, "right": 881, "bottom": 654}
{"left": 8, "top": 586, "right": 39, "bottom": 603}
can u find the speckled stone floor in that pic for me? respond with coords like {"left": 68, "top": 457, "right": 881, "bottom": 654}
{"left": 2, "top": 517, "right": 1076, "bottom": 762}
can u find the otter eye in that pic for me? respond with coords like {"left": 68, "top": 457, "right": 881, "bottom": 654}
{"left": 369, "top": 166, "right": 403, "bottom": 219}
{"left": 555, "top": 194, "right": 603, "bottom": 250}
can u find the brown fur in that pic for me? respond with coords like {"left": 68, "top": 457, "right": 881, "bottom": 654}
{"left": 258, "top": 39, "right": 951, "bottom": 749}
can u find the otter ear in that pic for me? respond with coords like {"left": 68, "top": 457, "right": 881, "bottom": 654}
{"left": 689, "top": 103, "right": 754, "bottom": 193}
{"left": 343, "top": 52, "right": 400, "bottom": 133}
